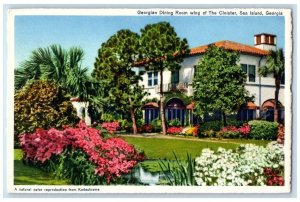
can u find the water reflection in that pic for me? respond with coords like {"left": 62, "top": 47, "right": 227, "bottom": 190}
{"left": 133, "top": 166, "right": 160, "bottom": 185}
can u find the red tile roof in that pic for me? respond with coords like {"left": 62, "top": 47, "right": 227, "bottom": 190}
{"left": 190, "top": 40, "right": 269, "bottom": 56}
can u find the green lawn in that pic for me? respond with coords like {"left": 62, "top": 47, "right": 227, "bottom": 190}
{"left": 122, "top": 136, "right": 271, "bottom": 173}
{"left": 122, "top": 136, "right": 270, "bottom": 160}
{"left": 14, "top": 149, "right": 68, "bottom": 185}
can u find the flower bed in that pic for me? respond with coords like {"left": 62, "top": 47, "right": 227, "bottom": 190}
{"left": 101, "top": 121, "right": 120, "bottom": 134}
{"left": 19, "top": 121, "right": 144, "bottom": 184}
{"left": 182, "top": 126, "right": 199, "bottom": 137}
{"left": 194, "top": 142, "right": 284, "bottom": 186}
{"left": 167, "top": 126, "right": 183, "bottom": 135}
{"left": 216, "top": 124, "right": 250, "bottom": 139}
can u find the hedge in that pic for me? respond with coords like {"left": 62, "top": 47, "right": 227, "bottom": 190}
{"left": 248, "top": 120, "right": 279, "bottom": 140}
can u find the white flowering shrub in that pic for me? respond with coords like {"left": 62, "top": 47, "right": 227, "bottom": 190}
{"left": 194, "top": 142, "right": 284, "bottom": 186}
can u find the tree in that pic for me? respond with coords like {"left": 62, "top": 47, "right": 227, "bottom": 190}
{"left": 14, "top": 80, "right": 79, "bottom": 147}
{"left": 140, "top": 22, "right": 189, "bottom": 135}
{"left": 93, "top": 29, "right": 147, "bottom": 134}
{"left": 192, "top": 45, "right": 250, "bottom": 126}
{"left": 258, "top": 48, "right": 285, "bottom": 122}
{"left": 15, "top": 45, "right": 92, "bottom": 101}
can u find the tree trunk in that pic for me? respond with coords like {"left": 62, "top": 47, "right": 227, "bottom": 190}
{"left": 129, "top": 98, "right": 138, "bottom": 135}
{"left": 222, "top": 111, "right": 227, "bottom": 126}
{"left": 274, "top": 77, "right": 280, "bottom": 123}
{"left": 160, "top": 70, "right": 167, "bottom": 135}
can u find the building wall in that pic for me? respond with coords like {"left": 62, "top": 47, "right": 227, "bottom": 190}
{"left": 138, "top": 53, "right": 285, "bottom": 108}
{"left": 71, "top": 101, "right": 91, "bottom": 125}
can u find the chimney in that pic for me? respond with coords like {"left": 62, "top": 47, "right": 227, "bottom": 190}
{"left": 254, "top": 33, "right": 277, "bottom": 51}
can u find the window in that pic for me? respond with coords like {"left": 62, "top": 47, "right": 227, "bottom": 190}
{"left": 148, "top": 71, "right": 158, "bottom": 87}
{"left": 249, "top": 65, "right": 256, "bottom": 82}
{"left": 241, "top": 64, "right": 255, "bottom": 82}
{"left": 241, "top": 64, "right": 248, "bottom": 74}
{"left": 281, "top": 73, "right": 285, "bottom": 84}
{"left": 145, "top": 109, "right": 159, "bottom": 124}
{"left": 171, "top": 70, "right": 179, "bottom": 84}
{"left": 238, "top": 109, "right": 256, "bottom": 121}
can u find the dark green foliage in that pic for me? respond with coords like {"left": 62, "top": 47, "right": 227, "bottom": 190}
{"left": 199, "top": 120, "right": 224, "bottom": 135}
{"left": 93, "top": 29, "right": 147, "bottom": 134}
{"left": 159, "top": 153, "right": 196, "bottom": 186}
{"left": 193, "top": 45, "right": 251, "bottom": 125}
{"left": 151, "top": 118, "right": 162, "bottom": 132}
{"left": 14, "top": 45, "right": 95, "bottom": 100}
{"left": 14, "top": 80, "right": 79, "bottom": 147}
{"left": 248, "top": 120, "right": 279, "bottom": 140}
{"left": 168, "top": 119, "right": 182, "bottom": 127}
{"left": 227, "top": 119, "right": 244, "bottom": 127}
{"left": 50, "top": 148, "right": 107, "bottom": 185}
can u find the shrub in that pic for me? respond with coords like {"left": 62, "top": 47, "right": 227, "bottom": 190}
{"left": 199, "top": 120, "right": 223, "bottom": 136}
{"left": 200, "top": 130, "right": 215, "bottom": 138}
{"left": 151, "top": 118, "right": 162, "bottom": 132}
{"left": 182, "top": 126, "right": 199, "bottom": 137}
{"left": 216, "top": 124, "right": 250, "bottom": 139}
{"left": 248, "top": 120, "right": 279, "bottom": 140}
{"left": 101, "top": 121, "right": 119, "bottom": 134}
{"left": 217, "top": 126, "right": 240, "bottom": 139}
{"left": 227, "top": 119, "right": 244, "bottom": 127}
{"left": 194, "top": 142, "right": 284, "bottom": 186}
{"left": 101, "top": 113, "right": 116, "bottom": 122}
{"left": 19, "top": 121, "right": 144, "bottom": 184}
{"left": 139, "top": 124, "right": 153, "bottom": 133}
{"left": 167, "top": 126, "right": 183, "bottom": 135}
{"left": 168, "top": 118, "right": 182, "bottom": 127}
{"left": 238, "top": 124, "right": 251, "bottom": 138}
{"left": 14, "top": 80, "right": 79, "bottom": 147}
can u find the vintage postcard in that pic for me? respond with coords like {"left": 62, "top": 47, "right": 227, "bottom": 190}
{"left": 5, "top": 8, "right": 293, "bottom": 194}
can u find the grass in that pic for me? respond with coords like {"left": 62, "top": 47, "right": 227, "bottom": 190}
{"left": 14, "top": 149, "right": 68, "bottom": 185}
{"left": 122, "top": 136, "right": 270, "bottom": 173}
{"left": 122, "top": 136, "right": 270, "bottom": 160}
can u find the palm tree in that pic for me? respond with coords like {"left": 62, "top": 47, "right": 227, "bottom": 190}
{"left": 15, "top": 45, "right": 90, "bottom": 99}
{"left": 259, "top": 48, "right": 285, "bottom": 122}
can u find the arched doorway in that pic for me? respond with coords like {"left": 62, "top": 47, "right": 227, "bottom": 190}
{"left": 142, "top": 102, "right": 159, "bottom": 124}
{"left": 261, "top": 99, "right": 284, "bottom": 123}
{"left": 165, "top": 98, "right": 186, "bottom": 125}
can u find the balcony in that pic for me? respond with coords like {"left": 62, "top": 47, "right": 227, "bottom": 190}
{"left": 155, "top": 82, "right": 189, "bottom": 93}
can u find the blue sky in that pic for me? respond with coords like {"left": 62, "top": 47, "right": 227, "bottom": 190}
{"left": 15, "top": 15, "right": 285, "bottom": 73}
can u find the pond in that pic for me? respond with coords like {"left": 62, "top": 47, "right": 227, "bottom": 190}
{"left": 124, "top": 162, "right": 168, "bottom": 185}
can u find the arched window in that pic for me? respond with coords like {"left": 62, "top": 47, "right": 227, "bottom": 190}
{"left": 165, "top": 98, "right": 186, "bottom": 125}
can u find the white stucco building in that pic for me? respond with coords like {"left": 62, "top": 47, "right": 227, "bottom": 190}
{"left": 137, "top": 33, "right": 285, "bottom": 125}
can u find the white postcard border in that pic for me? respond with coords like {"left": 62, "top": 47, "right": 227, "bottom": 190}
{"left": 6, "top": 8, "right": 293, "bottom": 194}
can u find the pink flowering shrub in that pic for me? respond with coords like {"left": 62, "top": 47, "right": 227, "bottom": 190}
{"left": 19, "top": 121, "right": 144, "bottom": 184}
{"left": 167, "top": 126, "right": 183, "bottom": 135}
{"left": 101, "top": 121, "right": 119, "bottom": 134}
{"left": 217, "top": 124, "right": 251, "bottom": 139}
{"left": 238, "top": 124, "right": 251, "bottom": 138}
